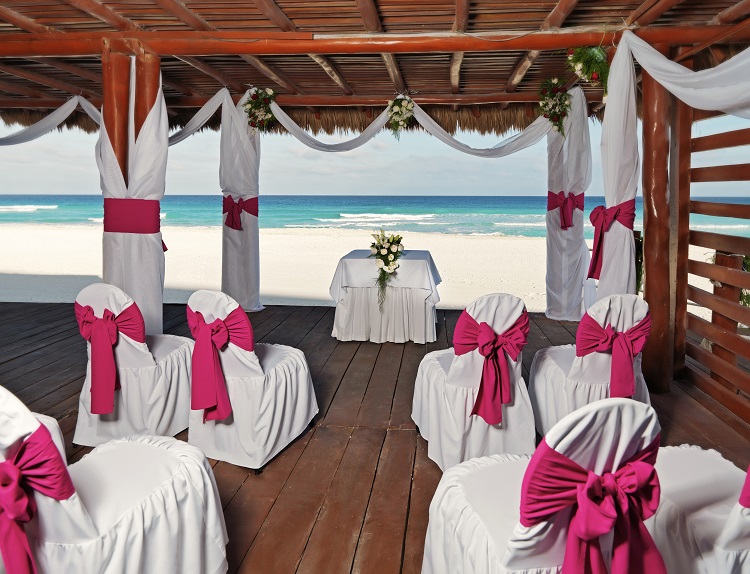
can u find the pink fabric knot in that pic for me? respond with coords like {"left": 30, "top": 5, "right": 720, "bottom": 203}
{"left": 74, "top": 301, "right": 146, "bottom": 415}
{"left": 547, "top": 191, "right": 584, "bottom": 230}
{"left": 576, "top": 312, "right": 652, "bottom": 398}
{"left": 0, "top": 425, "right": 75, "bottom": 574}
{"left": 223, "top": 195, "right": 259, "bottom": 231}
{"left": 587, "top": 199, "right": 636, "bottom": 280}
{"left": 453, "top": 309, "right": 529, "bottom": 425}
{"left": 740, "top": 464, "right": 750, "bottom": 508}
{"left": 187, "top": 306, "right": 255, "bottom": 422}
{"left": 520, "top": 437, "right": 666, "bottom": 574}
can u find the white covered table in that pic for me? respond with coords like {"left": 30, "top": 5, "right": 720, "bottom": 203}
{"left": 330, "top": 249, "right": 441, "bottom": 344}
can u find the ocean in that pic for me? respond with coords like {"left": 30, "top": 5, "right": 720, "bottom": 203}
{"left": 1, "top": 194, "right": 749, "bottom": 239}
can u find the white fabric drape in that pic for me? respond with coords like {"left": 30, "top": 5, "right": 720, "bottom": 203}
{"left": 97, "top": 61, "right": 169, "bottom": 335}
{"left": 0, "top": 96, "right": 99, "bottom": 145}
{"left": 545, "top": 89, "right": 592, "bottom": 320}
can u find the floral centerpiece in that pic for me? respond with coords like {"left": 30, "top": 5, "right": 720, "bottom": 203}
{"left": 370, "top": 229, "right": 405, "bottom": 310}
{"left": 567, "top": 46, "right": 609, "bottom": 100}
{"left": 243, "top": 87, "right": 276, "bottom": 132}
{"left": 387, "top": 95, "right": 415, "bottom": 139}
{"left": 539, "top": 78, "right": 571, "bottom": 136}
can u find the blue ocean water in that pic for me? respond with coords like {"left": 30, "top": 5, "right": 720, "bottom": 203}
{"left": 1, "top": 194, "right": 749, "bottom": 239}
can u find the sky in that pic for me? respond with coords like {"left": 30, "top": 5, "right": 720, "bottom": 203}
{"left": 1, "top": 112, "right": 749, "bottom": 197}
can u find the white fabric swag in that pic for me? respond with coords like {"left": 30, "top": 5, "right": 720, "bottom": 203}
{"left": 0, "top": 96, "right": 100, "bottom": 145}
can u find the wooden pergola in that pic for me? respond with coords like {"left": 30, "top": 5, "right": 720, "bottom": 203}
{"left": 1, "top": 0, "right": 750, "bottom": 423}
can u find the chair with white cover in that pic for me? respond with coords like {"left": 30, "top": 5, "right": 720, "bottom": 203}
{"left": 186, "top": 290, "right": 318, "bottom": 469}
{"left": 650, "top": 449, "right": 749, "bottom": 574}
{"left": 0, "top": 384, "right": 227, "bottom": 574}
{"left": 73, "top": 283, "right": 192, "bottom": 446}
{"left": 422, "top": 398, "right": 668, "bottom": 574}
{"left": 412, "top": 294, "right": 535, "bottom": 471}
{"left": 528, "top": 293, "right": 651, "bottom": 436}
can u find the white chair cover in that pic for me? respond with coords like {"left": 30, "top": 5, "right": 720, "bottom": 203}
{"left": 0, "top": 385, "right": 227, "bottom": 574}
{"left": 73, "top": 283, "right": 192, "bottom": 446}
{"left": 528, "top": 294, "right": 651, "bottom": 435}
{"left": 186, "top": 290, "right": 318, "bottom": 469}
{"left": 650, "top": 446, "right": 749, "bottom": 574}
{"left": 411, "top": 294, "right": 535, "bottom": 471}
{"left": 422, "top": 398, "right": 661, "bottom": 573}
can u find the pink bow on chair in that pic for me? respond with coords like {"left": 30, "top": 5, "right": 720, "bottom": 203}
{"left": 0, "top": 425, "right": 75, "bottom": 574}
{"left": 74, "top": 302, "right": 146, "bottom": 415}
{"left": 520, "top": 437, "right": 666, "bottom": 574}
{"left": 453, "top": 309, "right": 529, "bottom": 424}
{"left": 547, "top": 191, "right": 584, "bottom": 230}
{"left": 576, "top": 312, "right": 652, "bottom": 398}
{"left": 587, "top": 199, "right": 636, "bottom": 280}
{"left": 222, "top": 195, "right": 259, "bottom": 231}
{"left": 187, "top": 306, "right": 255, "bottom": 422}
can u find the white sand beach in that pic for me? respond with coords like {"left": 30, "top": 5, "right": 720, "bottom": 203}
{"left": 0, "top": 223, "right": 714, "bottom": 315}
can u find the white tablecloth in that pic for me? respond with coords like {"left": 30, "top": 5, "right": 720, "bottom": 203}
{"left": 329, "top": 249, "right": 442, "bottom": 343}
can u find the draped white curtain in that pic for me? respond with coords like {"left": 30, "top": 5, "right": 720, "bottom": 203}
{"left": 0, "top": 96, "right": 100, "bottom": 145}
{"left": 546, "top": 88, "right": 592, "bottom": 320}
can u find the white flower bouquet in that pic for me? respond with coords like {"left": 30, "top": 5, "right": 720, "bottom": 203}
{"left": 369, "top": 229, "right": 405, "bottom": 309}
{"left": 387, "top": 95, "right": 415, "bottom": 139}
{"left": 243, "top": 86, "right": 276, "bottom": 132}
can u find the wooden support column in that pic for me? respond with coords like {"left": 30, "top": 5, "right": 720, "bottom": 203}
{"left": 135, "top": 53, "right": 160, "bottom": 139}
{"left": 641, "top": 44, "right": 672, "bottom": 393}
{"left": 670, "top": 47, "right": 693, "bottom": 379}
{"left": 101, "top": 47, "right": 130, "bottom": 182}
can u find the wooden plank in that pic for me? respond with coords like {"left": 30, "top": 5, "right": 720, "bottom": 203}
{"left": 352, "top": 429, "right": 417, "bottom": 573}
{"left": 687, "top": 340, "right": 750, "bottom": 394}
{"left": 401, "top": 436, "right": 442, "bottom": 574}
{"left": 691, "top": 163, "right": 750, "bottom": 182}
{"left": 355, "top": 343, "right": 404, "bottom": 428}
{"left": 312, "top": 341, "right": 360, "bottom": 423}
{"left": 674, "top": 378, "right": 750, "bottom": 445}
{"left": 689, "top": 258, "right": 750, "bottom": 290}
{"left": 690, "top": 200, "right": 750, "bottom": 220}
{"left": 257, "top": 305, "right": 319, "bottom": 347}
{"left": 297, "top": 427, "right": 385, "bottom": 574}
{"left": 686, "top": 362, "right": 750, "bottom": 425}
{"left": 389, "top": 341, "right": 425, "bottom": 429}
{"left": 692, "top": 127, "right": 750, "bottom": 152}
{"left": 237, "top": 425, "right": 352, "bottom": 573}
{"left": 688, "top": 312, "right": 750, "bottom": 359}
{"left": 533, "top": 314, "right": 576, "bottom": 345}
{"left": 324, "top": 342, "right": 381, "bottom": 427}
{"left": 688, "top": 284, "right": 750, "bottom": 328}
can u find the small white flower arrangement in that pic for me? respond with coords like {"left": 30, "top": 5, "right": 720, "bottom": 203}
{"left": 243, "top": 86, "right": 276, "bottom": 133}
{"left": 567, "top": 47, "right": 609, "bottom": 97}
{"left": 538, "top": 78, "right": 571, "bottom": 136}
{"left": 369, "top": 229, "right": 405, "bottom": 309}
{"left": 387, "top": 95, "right": 415, "bottom": 139}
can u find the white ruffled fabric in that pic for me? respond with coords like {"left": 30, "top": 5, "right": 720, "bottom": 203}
{"left": 186, "top": 290, "right": 318, "bottom": 469}
{"left": 528, "top": 294, "right": 651, "bottom": 435}
{"left": 422, "top": 399, "right": 662, "bottom": 573}
{"left": 73, "top": 284, "right": 192, "bottom": 447}
{"left": 412, "top": 294, "right": 536, "bottom": 471}
{"left": 651, "top": 445, "right": 749, "bottom": 574}
{"left": 0, "top": 386, "right": 227, "bottom": 574}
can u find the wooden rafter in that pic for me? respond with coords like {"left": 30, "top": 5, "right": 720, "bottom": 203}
{"left": 61, "top": 0, "right": 139, "bottom": 32}
{"left": 449, "top": 0, "right": 470, "bottom": 98}
{"left": 176, "top": 56, "right": 246, "bottom": 92}
{"left": 711, "top": 0, "right": 750, "bottom": 24}
{"left": 453, "top": 0, "right": 470, "bottom": 33}
{"left": 628, "top": 0, "right": 686, "bottom": 26}
{"left": 0, "top": 80, "right": 54, "bottom": 99}
{"left": 0, "top": 63, "right": 100, "bottom": 98}
{"left": 26, "top": 58, "right": 101, "bottom": 84}
{"left": 154, "top": 0, "right": 299, "bottom": 94}
{"left": 677, "top": 14, "right": 750, "bottom": 62}
{"left": 355, "top": 0, "right": 406, "bottom": 93}
{"left": 0, "top": 6, "right": 54, "bottom": 33}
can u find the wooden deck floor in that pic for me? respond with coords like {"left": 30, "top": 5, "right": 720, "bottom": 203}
{"left": 2, "top": 302, "right": 749, "bottom": 573}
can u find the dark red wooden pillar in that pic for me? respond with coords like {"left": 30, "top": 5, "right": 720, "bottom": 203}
{"left": 135, "top": 52, "right": 160, "bottom": 138}
{"left": 101, "top": 46, "right": 130, "bottom": 183}
{"left": 641, "top": 44, "right": 672, "bottom": 392}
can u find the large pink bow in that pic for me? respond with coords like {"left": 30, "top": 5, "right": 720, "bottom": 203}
{"left": 576, "top": 312, "right": 652, "bottom": 398}
{"left": 521, "top": 437, "right": 666, "bottom": 574}
{"left": 0, "top": 424, "right": 75, "bottom": 574}
{"left": 222, "top": 195, "right": 259, "bottom": 231}
{"left": 547, "top": 191, "right": 584, "bottom": 230}
{"left": 74, "top": 301, "right": 146, "bottom": 415}
{"left": 453, "top": 309, "right": 529, "bottom": 424}
{"left": 187, "top": 305, "right": 255, "bottom": 422}
{"left": 587, "top": 199, "right": 636, "bottom": 280}
{"left": 740, "top": 464, "right": 750, "bottom": 508}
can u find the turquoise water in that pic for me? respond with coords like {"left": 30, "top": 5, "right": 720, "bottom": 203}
{"left": 1, "top": 194, "right": 749, "bottom": 239}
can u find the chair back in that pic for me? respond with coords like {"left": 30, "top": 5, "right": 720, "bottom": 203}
{"left": 715, "top": 467, "right": 750, "bottom": 554}
{"left": 568, "top": 294, "right": 649, "bottom": 385}
{"left": 75, "top": 283, "right": 154, "bottom": 367}
{"left": 503, "top": 398, "right": 661, "bottom": 570}
{"left": 446, "top": 293, "right": 526, "bottom": 389}
{"left": 187, "top": 290, "right": 262, "bottom": 377}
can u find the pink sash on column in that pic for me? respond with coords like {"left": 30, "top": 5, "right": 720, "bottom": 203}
{"left": 103, "top": 197, "right": 167, "bottom": 252}
{"left": 453, "top": 309, "right": 529, "bottom": 425}
{"left": 740, "top": 465, "right": 750, "bottom": 508}
{"left": 587, "top": 199, "right": 636, "bottom": 280}
{"left": 187, "top": 306, "right": 255, "bottom": 422}
{"left": 576, "top": 312, "right": 652, "bottom": 398}
{"left": 0, "top": 424, "right": 75, "bottom": 574}
{"left": 547, "top": 191, "right": 584, "bottom": 230}
{"left": 223, "top": 195, "right": 259, "bottom": 231}
{"left": 520, "top": 436, "right": 666, "bottom": 574}
{"left": 74, "top": 302, "right": 146, "bottom": 415}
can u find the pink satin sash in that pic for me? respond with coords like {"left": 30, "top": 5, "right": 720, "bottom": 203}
{"left": 740, "top": 465, "right": 750, "bottom": 508}
{"left": 520, "top": 437, "right": 666, "bottom": 574}
{"left": 587, "top": 199, "right": 636, "bottom": 280}
{"left": 223, "top": 195, "right": 259, "bottom": 231}
{"left": 186, "top": 305, "right": 255, "bottom": 422}
{"left": 453, "top": 309, "right": 529, "bottom": 425}
{"left": 74, "top": 301, "right": 146, "bottom": 415}
{"left": 103, "top": 198, "right": 167, "bottom": 252}
{"left": 576, "top": 312, "right": 652, "bottom": 398}
{"left": 547, "top": 191, "right": 584, "bottom": 230}
{"left": 0, "top": 424, "right": 75, "bottom": 574}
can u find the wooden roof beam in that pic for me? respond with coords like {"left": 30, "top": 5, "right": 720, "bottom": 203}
{"left": 711, "top": 0, "right": 750, "bottom": 24}
{"left": 0, "top": 80, "right": 54, "bottom": 99}
{"left": 628, "top": 0, "right": 686, "bottom": 26}
{"left": 26, "top": 58, "right": 102, "bottom": 84}
{"left": 676, "top": 14, "right": 750, "bottom": 62}
{"left": 176, "top": 56, "right": 246, "bottom": 92}
{"left": 0, "top": 6, "right": 54, "bottom": 33}
{"left": 355, "top": 0, "right": 407, "bottom": 93}
{"left": 0, "top": 63, "right": 100, "bottom": 98}
{"left": 61, "top": 0, "right": 139, "bottom": 32}
{"left": 448, "top": 0, "right": 470, "bottom": 100}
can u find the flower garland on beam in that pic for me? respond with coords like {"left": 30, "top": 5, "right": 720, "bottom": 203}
{"left": 567, "top": 46, "right": 609, "bottom": 101}
{"left": 387, "top": 95, "right": 415, "bottom": 139}
{"left": 539, "top": 78, "right": 571, "bottom": 136}
{"left": 243, "top": 86, "right": 276, "bottom": 132}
